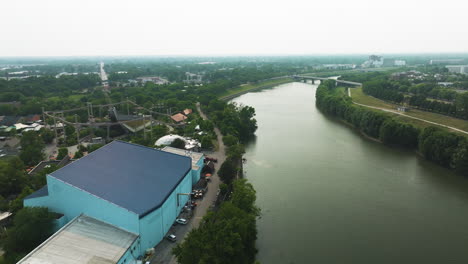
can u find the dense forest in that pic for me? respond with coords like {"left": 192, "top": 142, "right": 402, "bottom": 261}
{"left": 316, "top": 80, "right": 468, "bottom": 176}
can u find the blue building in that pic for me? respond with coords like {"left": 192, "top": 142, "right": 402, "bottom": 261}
{"left": 23, "top": 141, "right": 196, "bottom": 262}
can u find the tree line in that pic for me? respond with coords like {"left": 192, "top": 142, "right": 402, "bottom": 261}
{"left": 361, "top": 79, "right": 468, "bottom": 120}
{"left": 316, "top": 80, "right": 468, "bottom": 176}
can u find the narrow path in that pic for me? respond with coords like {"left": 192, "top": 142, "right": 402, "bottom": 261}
{"left": 150, "top": 103, "right": 226, "bottom": 264}
{"left": 348, "top": 88, "right": 468, "bottom": 135}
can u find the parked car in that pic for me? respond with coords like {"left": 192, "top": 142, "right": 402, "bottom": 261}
{"left": 176, "top": 218, "right": 188, "bottom": 225}
{"left": 205, "top": 157, "right": 218, "bottom": 163}
{"left": 166, "top": 234, "right": 177, "bottom": 242}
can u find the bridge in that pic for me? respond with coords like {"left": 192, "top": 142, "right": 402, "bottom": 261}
{"left": 293, "top": 75, "right": 362, "bottom": 87}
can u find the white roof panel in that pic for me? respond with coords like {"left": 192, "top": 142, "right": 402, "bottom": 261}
{"left": 18, "top": 215, "right": 138, "bottom": 264}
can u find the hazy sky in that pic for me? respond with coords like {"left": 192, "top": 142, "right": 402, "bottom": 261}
{"left": 1, "top": 0, "right": 467, "bottom": 57}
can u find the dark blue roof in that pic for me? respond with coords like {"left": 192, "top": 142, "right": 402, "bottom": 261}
{"left": 25, "top": 185, "right": 49, "bottom": 199}
{"left": 49, "top": 141, "right": 191, "bottom": 217}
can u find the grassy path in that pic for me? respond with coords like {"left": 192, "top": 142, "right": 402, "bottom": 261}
{"left": 349, "top": 87, "right": 468, "bottom": 134}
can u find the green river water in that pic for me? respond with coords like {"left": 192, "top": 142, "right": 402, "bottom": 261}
{"left": 231, "top": 82, "right": 468, "bottom": 264}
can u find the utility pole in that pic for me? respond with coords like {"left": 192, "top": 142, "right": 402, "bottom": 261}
{"left": 53, "top": 115, "right": 58, "bottom": 139}
{"left": 143, "top": 115, "right": 146, "bottom": 140}
{"left": 61, "top": 113, "right": 66, "bottom": 143}
{"left": 127, "top": 97, "right": 130, "bottom": 115}
{"left": 42, "top": 107, "right": 46, "bottom": 126}
{"left": 75, "top": 114, "right": 79, "bottom": 144}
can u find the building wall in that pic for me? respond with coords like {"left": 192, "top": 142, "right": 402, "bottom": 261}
{"left": 25, "top": 171, "right": 192, "bottom": 256}
{"left": 26, "top": 175, "right": 140, "bottom": 233}
{"left": 24, "top": 195, "right": 49, "bottom": 208}
{"left": 138, "top": 170, "right": 192, "bottom": 252}
{"left": 191, "top": 157, "right": 205, "bottom": 184}
{"left": 117, "top": 237, "right": 141, "bottom": 264}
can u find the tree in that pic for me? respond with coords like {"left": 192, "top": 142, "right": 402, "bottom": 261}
{"left": 170, "top": 138, "right": 186, "bottom": 149}
{"left": 218, "top": 158, "right": 237, "bottom": 184}
{"left": 9, "top": 186, "right": 34, "bottom": 213}
{"left": 56, "top": 147, "right": 68, "bottom": 160}
{"left": 0, "top": 157, "right": 26, "bottom": 197}
{"left": 223, "top": 135, "right": 238, "bottom": 147}
{"left": 74, "top": 150, "right": 84, "bottom": 159}
{"left": 3, "top": 207, "right": 55, "bottom": 262}
{"left": 19, "top": 131, "right": 45, "bottom": 166}
{"left": 39, "top": 128, "right": 55, "bottom": 144}
{"left": 173, "top": 179, "right": 259, "bottom": 264}
{"left": 226, "top": 144, "right": 245, "bottom": 160}
{"left": 201, "top": 136, "right": 213, "bottom": 149}
{"left": 231, "top": 179, "right": 260, "bottom": 216}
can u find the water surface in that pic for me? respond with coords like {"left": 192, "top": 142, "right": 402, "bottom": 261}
{"left": 232, "top": 82, "right": 468, "bottom": 264}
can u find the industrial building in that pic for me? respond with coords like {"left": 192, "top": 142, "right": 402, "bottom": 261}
{"left": 21, "top": 140, "right": 200, "bottom": 263}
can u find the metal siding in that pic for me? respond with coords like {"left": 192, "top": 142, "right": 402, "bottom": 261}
{"left": 191, "top": 157, "right": 204, "bottom": 184}
{"left": 138, "top": 171, "right": 192, "bottom": 253}
{"left": 46, "top": 176, "right": 140, "bottom": 234}
{"left": 24, "top": 195, "right": 50, "bottom": 208}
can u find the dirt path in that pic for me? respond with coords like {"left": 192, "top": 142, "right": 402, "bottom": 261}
{"left": 349, "top": 88, "right": 468, "bottom": 135}
{"left": 150, "top": 103, "right": 226, "bottom": 264}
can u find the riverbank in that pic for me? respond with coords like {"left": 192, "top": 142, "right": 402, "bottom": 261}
{"left": 219, "top": 77, "right": 293, "bottom": 101}
{"left": 317, "top": 80, "right": 468, "bottom": 176}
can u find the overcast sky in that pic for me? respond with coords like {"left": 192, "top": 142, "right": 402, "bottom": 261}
{"left": 1, "top": 0, "right": 467, "bottom": 57}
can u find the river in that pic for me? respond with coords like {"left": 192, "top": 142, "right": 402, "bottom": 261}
{"left": 231, "top": 82, "right": 468, "bottom": 264}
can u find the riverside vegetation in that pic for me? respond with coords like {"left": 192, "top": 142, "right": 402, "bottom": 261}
{"left": 316, "top": 80, "right": 468, "bottom": 176}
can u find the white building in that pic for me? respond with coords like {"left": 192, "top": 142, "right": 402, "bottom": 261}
{"left": 394, "top": 60, "right": 406, "bottom": 66}
{"left": 446, "top": 65, "right": 468, "bottom": 75}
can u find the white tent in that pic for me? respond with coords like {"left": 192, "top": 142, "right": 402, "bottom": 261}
{"left": 155, "top": 134, "right": 187, "bottom": 146}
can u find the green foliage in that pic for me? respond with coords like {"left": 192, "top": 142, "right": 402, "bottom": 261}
{"left": 39, "top": 128, "right": 55, "bottom": 144}
{"left": 418, "top": 127, "right": 463, "bottom": 168}
{"left": 31, "top": 164, "right": 59, "bottom": 190}
{"left": 316, "top": 80, "right": 468, "bottom": 175}
{"left": 152, "top": 125, "right": 169, "bottom": 140}
{"left": 0, "top": 157, "right": 26, "bottom": 197}
{"left": 74, "top": 151, "right": 83, "bottom": 159}
{"left": 218, "top": 158, "right": 238, "bottom": 184}
{"left": 363, "top": 80, "right": 404, "bottom": 103}
{"left": 231, "top": 179, "right": 260, "bottom": 216}
{"left": 223, "top": 135, "right": 238, "bottom": 147}
{"left": 208, "top": 102, "right": 257, "bottom": 143}
{"left": 56, "top": 147, "right": 68, "bottom": 160}
{"left": 173, "top": 179, "right": 258, "bottom": 264}
{"left": 9, "top": 186, "right": 33, "bottom": 213}
{"left": 19, "top": 131, "right": 45, "bottom": 166}
{"left": 201, "top": 136, "right": 213, "bottom": 149}
{"left": 87, "top": 144, "right": 104, "bottom": 153}
{"left": 226, "top": 144, "right": 245, "bottom": 160}
{"left": 379, "top": 119, "right": 419, "bottom": 147}
{"left": 170, "top": 138, "right": 186, "bottom": 149}
{"left": 2, "top": 207, "right": 55, "bottom": 262}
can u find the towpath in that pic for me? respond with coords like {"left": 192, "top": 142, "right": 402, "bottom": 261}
{"left": 348, "top": 88, "right": 468, "bottom": 135}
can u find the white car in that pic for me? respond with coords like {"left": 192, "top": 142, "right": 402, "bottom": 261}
{"left": 166, "top": 234, "right": 177, "bottom": 242}
{"left": 175, "top": 218, "right": 188, "bottom": 225}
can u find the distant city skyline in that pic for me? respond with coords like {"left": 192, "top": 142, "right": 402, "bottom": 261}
{"left": 1, "top": 0, "right": 467, "bottom": 57}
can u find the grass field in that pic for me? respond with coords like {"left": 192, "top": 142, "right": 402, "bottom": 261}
{"left": 350, "top": 87, "right": 468, "bottom": 133}
{"left": 219, "top": 78, "right": 293, "bottom": 99}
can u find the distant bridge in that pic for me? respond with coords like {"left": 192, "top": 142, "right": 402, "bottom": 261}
{"left": 293, "top": 75, "right": 362, "bottom": 86}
